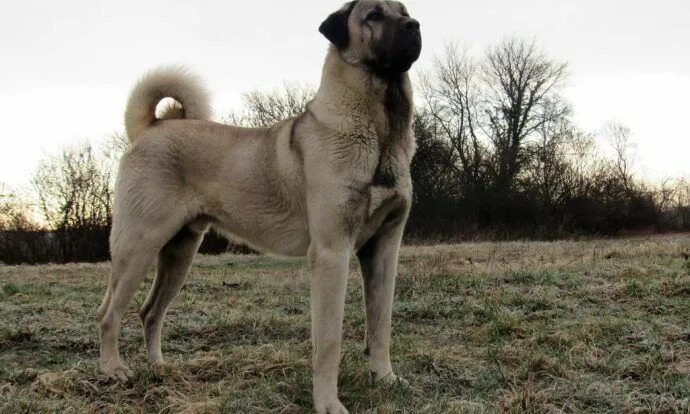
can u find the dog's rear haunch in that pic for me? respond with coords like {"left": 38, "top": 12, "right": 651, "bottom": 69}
{"left": 98, "top": 2, "right": 421, "bottom": 412}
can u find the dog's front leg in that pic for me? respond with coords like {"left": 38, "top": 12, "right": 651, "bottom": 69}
{"left": 357, "top": 218, "right": 407, "bottom": 385}
{"left": 309, "top": 241, "right": 350, "bottom": 414}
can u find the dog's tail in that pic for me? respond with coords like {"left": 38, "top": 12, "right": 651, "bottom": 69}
{"left": 124, "top": 66, "right": 212, "bottom": 142}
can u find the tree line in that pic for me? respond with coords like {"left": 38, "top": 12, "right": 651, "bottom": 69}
{"left": 408, "top": 40, "right": 690, "bottom": 239}
{"left": 1, "top": 39, "right": 688, "bottom": 264}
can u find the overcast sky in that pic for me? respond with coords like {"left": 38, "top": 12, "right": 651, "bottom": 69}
{"left": 1, "top": 0, "right": 689, "bottom": 187}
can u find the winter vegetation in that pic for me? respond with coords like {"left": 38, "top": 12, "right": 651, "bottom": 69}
{"left": 1, "top": 39, "right": 689, "bottom": 265}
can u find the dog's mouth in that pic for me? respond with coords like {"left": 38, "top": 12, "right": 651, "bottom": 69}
{"left": 382, "top": 29, "right": 422, "bottom": 72}
{"left": 399, "top": 41, "right": 422, "bottom": 67}
{"left": 374, "top": 41, "right": 422, "bottom": 76}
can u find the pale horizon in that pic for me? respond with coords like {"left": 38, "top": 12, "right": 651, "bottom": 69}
{"left": 1, "top": 0, "right": 688, "bottom": 188}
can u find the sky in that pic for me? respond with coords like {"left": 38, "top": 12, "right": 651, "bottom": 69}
{"left": 1, "top": 0, "right": 689, "bottom": 187}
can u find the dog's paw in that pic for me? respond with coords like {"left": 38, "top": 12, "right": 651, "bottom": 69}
{"left": 150, "top": 358, "right": 169, "bottom": 368}
{"left": 314, "top": 398, "right": 349, "bottom": 414}
{"left": 372, "top": 371, "right": 409, "bottom": 388}
{"left": 100, "top": 361, "right": 135, "bottom": 383}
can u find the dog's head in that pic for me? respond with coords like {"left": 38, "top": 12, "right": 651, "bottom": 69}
{"left": 320, "top": 0, "right": 422, "bottom": 79}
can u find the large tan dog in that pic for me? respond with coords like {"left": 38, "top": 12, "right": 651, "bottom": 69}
{"left": 98, "top": 1, "right": 421, "bottom": 412}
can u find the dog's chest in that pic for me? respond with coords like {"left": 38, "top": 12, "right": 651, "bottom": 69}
{"left": 359, "top": 122, "right": 414, "bottom": 225}
{"left": 363, "top": 144, "right": 412, "bottom": 226}
{"left": 354, "top": 175, "right": 410, "bottom": 250}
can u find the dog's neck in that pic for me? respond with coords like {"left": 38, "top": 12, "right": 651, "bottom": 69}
{"left": 309, "top": 46, "right": 413, "bottom": 141}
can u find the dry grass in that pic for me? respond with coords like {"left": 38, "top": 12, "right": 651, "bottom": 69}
{"left": 1, "top": 234, "right": 689, "bottom": 413}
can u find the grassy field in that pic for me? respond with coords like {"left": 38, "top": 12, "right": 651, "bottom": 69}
{"left": 1, "top": 235, "right": 689, "bottom": 413}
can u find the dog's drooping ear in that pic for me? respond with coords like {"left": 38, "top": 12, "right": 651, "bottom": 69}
{"left": 319, "top": 1, "right": 357, "bottom": 50}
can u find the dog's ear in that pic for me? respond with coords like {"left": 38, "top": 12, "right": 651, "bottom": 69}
{"left": 319, "top": 1, "right": 357, "bottom": 50}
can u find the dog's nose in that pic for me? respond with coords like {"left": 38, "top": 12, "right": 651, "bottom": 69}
{"left": 403, "top": 18, "right": 420, "bottom": 32}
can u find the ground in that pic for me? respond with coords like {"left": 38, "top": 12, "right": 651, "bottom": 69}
{"left": 1, "top": 235, "right": 689, "bottom": 413}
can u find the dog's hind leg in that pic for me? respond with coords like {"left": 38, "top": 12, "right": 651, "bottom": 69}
{"left": 99, "top": 244, "right": 157, "bottom": 382}
{"left": 99, "top": 211, "right": 187, "bottom": 382}
{"left": 139, "top": 224, "right": 207, "bottom": 365}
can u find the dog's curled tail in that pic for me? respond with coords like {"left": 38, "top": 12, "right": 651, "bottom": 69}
{"left": 124, "top": 66, "right": 212, "bottom": 142}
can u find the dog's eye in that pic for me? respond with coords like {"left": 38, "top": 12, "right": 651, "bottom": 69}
{"left": 366, "top": 10, "right": 384, "bottom": 21}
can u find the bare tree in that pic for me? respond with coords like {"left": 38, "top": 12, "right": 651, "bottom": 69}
{"left": 106, "top": 132, "right": 129, "bottom": 158}
{"left": 0, "top": 183, "right": 36, "bottom": 231}
{"left": 564, "top": 131, "right": 600, "bottom": 182}
{"left": 483, "top": 38, "right": 569, "bottom": 190}
{"left": 31, "top": 142, "right": 115, "bottom": 261}
{"left": 676, "top": 179, "right": 690, "bottom": 229}
{"left": 420, "top": 39, "right": 569, "bottom": 194}
{"left": 227, "top": 83, "right": 315, "bottom": 128}
{"left": 651, "top": 178, "right": 681, "bottom": 229}
{"left": 524, "top": 119, "right": 577, "bottom": 209}
{"left": 603, "top": 121, "right": 635, "bottom": 193}
{"left": 33, "top": 142, "right": 113, "bottom": 231}
{"left": 419, "top": 43, "right": 486, "bottom": 192}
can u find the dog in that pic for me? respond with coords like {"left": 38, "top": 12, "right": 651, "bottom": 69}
{"left": 97, "top": 1, "right": 421, "bottom": 412}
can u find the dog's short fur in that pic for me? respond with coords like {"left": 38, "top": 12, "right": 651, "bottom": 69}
{"left": 98, "top": 1, "right": 421, "bottom": 412}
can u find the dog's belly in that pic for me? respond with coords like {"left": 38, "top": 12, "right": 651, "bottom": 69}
{"left": 208, "top": 205, "right": 310, "bottom": 257}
